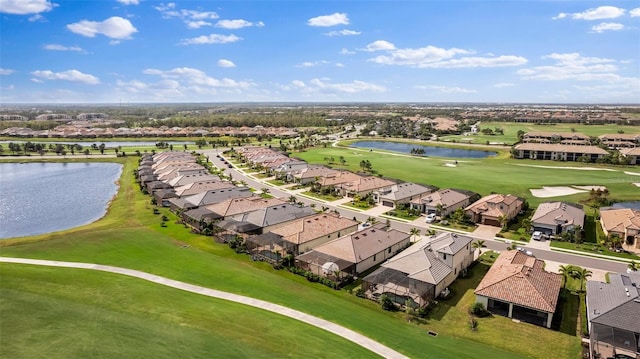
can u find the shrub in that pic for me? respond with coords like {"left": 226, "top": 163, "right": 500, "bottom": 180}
{"left": 470, "top": 302, "right": 490, "bottom": 317}
{"left": 470, "top": 317, "right": 478, "bottom": 331}
{"left": 379, "top": 294, "right": 395, "bottom": 311}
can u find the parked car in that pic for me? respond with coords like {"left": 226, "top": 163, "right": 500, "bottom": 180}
{"left": 425, "top": 213, "right": 437, "bottom": 223}
{"left": 531, "top": 231, "right": 542, "bottom": 241}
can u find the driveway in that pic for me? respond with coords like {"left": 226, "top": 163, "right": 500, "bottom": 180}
{"left": 471, "top": 225, "right": 502, "bottom": 240}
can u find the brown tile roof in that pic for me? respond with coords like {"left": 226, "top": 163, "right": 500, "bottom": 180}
{"left": 600, "top": 208, "right": 640, "bottom": 234}
{"left": 465, "top": 194, "right": 523, "bottom": 218}
{"left": 273, "top": 213, "right": 358, "bottom": 245}
{"left": 204, "top": 197, "right": 285, "bottom": 218}
{"left": 514, "top": 143, "right": 609, "bottom": 155}
{"left": 621, "top": 147, "right": 640, "bottom": 156}
{"left": 475, "top": 251, "right": 562, "bottom": 313}
{"left": 302, "top": 224, "right": 409, "bottom": 263}
{"left": 337, "top": 176, "right": 396, "bottom": 193}
{"left": 318, "top": 171, "right": 363, "bottom": 187}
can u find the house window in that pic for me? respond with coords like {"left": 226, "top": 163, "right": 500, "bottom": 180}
{"left": 388, "top": 247, "right": 391, "bottom": 253}
{"left": 373, "top": 254, "right": 377, "bottom": 261}
{"left": 443, "top": 253, "right": 447, "bottom": 260}
{"left": 454, "top": 268, "right": 457, "bottom": 275}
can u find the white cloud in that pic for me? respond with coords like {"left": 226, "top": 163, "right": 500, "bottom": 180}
{"left": 215, "top": 19, "right": 264, "bottom": 29}
{"left": 493, "top": 82, "right": 515, "bottom": 88}
{"left": 155, "top": 3, "right": 221, "bottom": 28}
{"left": 416, "top": 85, "right": 476, "bottom": 94}
{"left": 180, "top": 34, "right": 241, "bottom": 45}
{"left": 591, "top": 22, "right": 625, "bottom": 33}
{"left": 217, "top": 59, "right": 236, "bottom": 68}
{"left": 296, "top": 60, "right": 330, "bottom": 68}
{"left": 142, "top": 67, "right": 252, "bottom": 90}
{"left": 516, "top": 53, "right": 634, "bottom": 83}
{"left": 325, "top": 29, "right": 361, "bottom": 37}
{"left": 44, "top": 44, "right": 84, "bottom": 52}
{"left": 28, "top": 14, "right": 43, "bottom": 22}
{"left": 335, "top": 63, "right": 344, "bottom": 67}
{"left": 186, "top": 20, "right": 212, "bottom": 29}
{"left": 631, "top": 8, "right": 640, "bottom": 17}
{"left": 340, "top": 48, "right": 355, "bottom": 55}
{"left": 31, "top": 78, "right": 44, "bottom": 83}
{"left": 307, "top": 12, "right": 349, "bottom": 27}
{"left": 67, "top": 16, "right": 137, "bottom": 40}
{"left": 0, "top": 0, "right": 55, "bottom": 15}
{"left": 117, "top": 0, "right": 139, "bottom": 5}
{"left": 365, "top": 42, "right": 526, "bottom": 68}
{"left": 308, "top": 78, "right": 385, "bottom": 93}
{"left": 31, "top": 69, "right": 100, "bottom": 84}
{"left": 0, "top": 68, "right": 15, "bottom": 75}
{"left": 554, "top": 6, "right": 625, "bottom": 20}
{"left": 364, "top": 40, "right": 396, "bottom": 52}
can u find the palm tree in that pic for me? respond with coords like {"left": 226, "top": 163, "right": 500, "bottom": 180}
{"left": 558, "top": 265, "right": 575, "bottom": 288}
{"left": 288, "top": 195, "right": 297, "bottom": 203}
{"left": 628, "top": 260, "right": 639, "bottom": 273}
{"left": 572, "top": 267, "right": 592, "bottom": 292}
{"left": 498, "top": 214, "right": 509, "bottom": 230}
{"left": 409, "top": 228, "right": 421, "bottom": 242}
{"left": 472, "top": 240, "right": 485, "bottom": 250}
{"left": 521, "top": 218, "right": 532, "bottom": 233}
{"left": 367, "top": 217, "right": 378, "bottom": 225}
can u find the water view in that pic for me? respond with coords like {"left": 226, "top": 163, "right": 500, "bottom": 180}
{"left": 350, "top": 141, "right": 497, "bottom": 159}
{"left": 0, "top": 162, "right": 122, "bottom": 239}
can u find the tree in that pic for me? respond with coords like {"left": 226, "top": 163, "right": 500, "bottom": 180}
{"left": 288, "top": 195, "right": 297, "bottom": 203}
{"left": 98, "top": 143, "right": 106, "bottom": 155}
{"left": 409, "top": 228, "right": 421, "bottom": 242}
{"left": 571, "top": 267, "right": 592, "bottom": 291}
{"left": 339, "top": 156, "right": 346, "bottom": 165}
{"left": 472, "top": 240, "right": 485, "bottom": 250}
{"left": 558, "top": 265, "right": 575, "bottom": 288}
{"left": 628, "top": 261, "right": 639, "bottom": 272}
{"left": 498, "top": 214, "right": 509, "bottom": 230}
{"left": 521, "top": 218, "right": 532, "bottom": 233}
{"left": 367, "top": 217, "right": 378, "bottom": 225}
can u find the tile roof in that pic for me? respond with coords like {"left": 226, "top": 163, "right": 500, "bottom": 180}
{"left": 412, "top": 188, "right": 471, "bottom": 207}
{"left": 240, "top": 203, "right": 316, "bottom": 228}
{"left": 377, "top": 233, "right": 472, "bottom": 285}
{"left": 184, "top": 187, "right": 253, "bottom": 207}
{"left": 378, "top": 182, "right": 434, "bottom": 201}
{"left": 205, "top": 196, "right": 285, "bottom": 218}
{"left": 600, "top": 208, "right": 640, "bottom": 234}
{"left": 621, "top": 147, "right": 640, "bottom": 156}
{"left": 465, "top": 194, "right": 523, "bottom": 218}
{"left": 303, "top": 224, "right": 410, "bottom": 263}
{"left": 474, "top": 251, "right": 562, "bottom": 313}
{"left": 173, "top": 180, "right": 236, "bottom": 197}
{"left": 272, "top": 213, "right": 358, "bottom": 245}
{"left": 337, "top": 176, "right": 396, "bottom": 193}
{"left": 531, "top": 201, "right": 585, "bottom": 228}
{"left": 318, "top": 171, "right": 363, "bottom": 187}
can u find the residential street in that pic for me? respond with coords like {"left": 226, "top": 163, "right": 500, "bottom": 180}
{"left": 201, "top": 149, "right": 630, "bottom": 276}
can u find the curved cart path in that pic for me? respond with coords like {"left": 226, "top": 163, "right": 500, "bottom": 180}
{"left": 0, "top": 256, "right": 408, "bottom": 359}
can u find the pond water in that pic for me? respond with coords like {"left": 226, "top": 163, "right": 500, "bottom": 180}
{"left": 0, "top": 141, "right": 194, "bottom": 148}
{"left": 0, "top": 162, "right": 123, "bottom": 239}
{"left": 610, "top": 201, "right": 640, "bottom": 210}
{"left": 350, "top": 141, "right": 497, "bottom": 159}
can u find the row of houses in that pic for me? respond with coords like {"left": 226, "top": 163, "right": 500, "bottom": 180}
{"left": 139, "top": 151, "right": 484, "bottom": 312}
{"left": 523, "top": 132, "right": 640, "bottom": 149}
{"left": 0, "top": 125, "right": 298, "bottom": 138}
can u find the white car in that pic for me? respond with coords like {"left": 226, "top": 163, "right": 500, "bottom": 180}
{"left": 531, "top": 231, "right": 543, "bottom": 241}
{"left": 425, "top": 213, "right": 437, "bottom": 223}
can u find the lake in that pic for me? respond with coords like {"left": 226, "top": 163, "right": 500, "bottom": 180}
{"left": 0, "top": 162, "right": 123, "bottom": 239}
{"left": 350, "top": 141, "right": 497, "bottom": 158}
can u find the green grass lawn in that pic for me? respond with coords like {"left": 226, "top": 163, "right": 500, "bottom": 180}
{"left": 1, "top": 157, "right": 534, "bottom": 359}
{"left": 301, "top": 191, "right": 342, "bottom": 202}
{"left": 293, "top": 145, "right": 639, "bottom": 207}
{"left": 551, "top": 241, "right": 640, "bottom": 260}
{"left": 0, "top": 264, "right": 376, "bottom": 359}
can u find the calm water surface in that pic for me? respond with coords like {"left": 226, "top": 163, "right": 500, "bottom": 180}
{"left": 0, "top": 162, "right": 122, "bottom": 239}
{"left": 350, "top": 141, "right": 497, "bottom": 158}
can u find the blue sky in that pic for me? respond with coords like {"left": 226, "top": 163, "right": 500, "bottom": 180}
{"left": 1, "top": 1, "right": 639, "bottom": 103}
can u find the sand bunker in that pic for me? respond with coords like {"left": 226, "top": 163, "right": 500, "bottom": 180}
{"left": 530, "top": 185, "right": 607, "bottom": 198}
{"left": 573, "top": 185, "right": 607, "bottom": 191}
{"left": 625, "top": 171, "right": 640, "bottom": 176}
{"left": 634, "top": 183, "right": 640, "bottom": 188}
{"left": 444, "top": 163, "right": 457, "bottom": 167}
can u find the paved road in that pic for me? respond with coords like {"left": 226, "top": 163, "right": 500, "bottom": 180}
{"left": 0, "top": 256, "right": 408, "bottom": 359}
{"left": 202, "top": 149, "right": 630, "bottom": 275}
